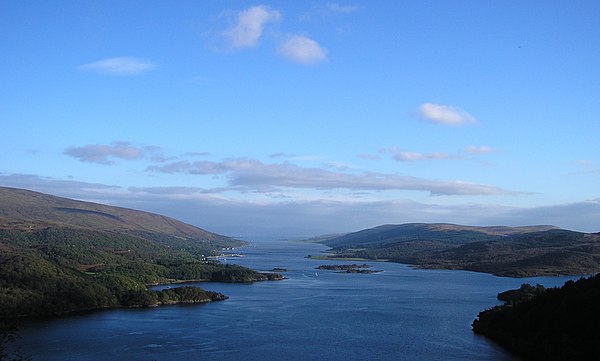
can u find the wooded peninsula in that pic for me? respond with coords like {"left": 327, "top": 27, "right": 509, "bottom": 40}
{"left": 0, "top": 187, "right": 282, "bottom": 319}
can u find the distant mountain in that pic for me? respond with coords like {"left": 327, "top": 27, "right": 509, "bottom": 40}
{"left": 318, "top": 223, "right": 600, "bottom": 277}
{"left": 0, "top": 187, "right": 279, "bottom": 318}
{"left": 322, "top": 223, "right": 557, "bottom": 249}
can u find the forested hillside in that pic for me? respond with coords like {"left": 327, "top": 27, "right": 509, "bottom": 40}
{"left": 0, "top": 187, "right": 279, "bottom": 318}
{"left": 318, "top": 223, "right": 600, "bottom": 277}
{"left": 473, "top": 275, "right": 600, "bottom": 360}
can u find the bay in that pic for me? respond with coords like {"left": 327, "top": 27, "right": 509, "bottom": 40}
{"left": 14, "top": 240, "right": 579, "bottom": 360}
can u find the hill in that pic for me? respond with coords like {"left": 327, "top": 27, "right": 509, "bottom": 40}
{"left": 322, "top": 223, "right": 557, "bottom": 249}
{"left": 318, "top": 223, "right": 600, "bottom": 277}
{"left": 0, "top": 187, "right": 279, "bottom": 318}
{"left": 0, "top": 186, "right": 236, "bottom": 247}
{"left": 472, "top": 275, "right": 600, "bottom": 360}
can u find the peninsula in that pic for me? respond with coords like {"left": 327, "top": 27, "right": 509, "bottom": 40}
{"left": 315, "top": 223, "right": 600, "bottom": 277}
{"left": 0, "top": 187, "right": 281, "bottom": 318}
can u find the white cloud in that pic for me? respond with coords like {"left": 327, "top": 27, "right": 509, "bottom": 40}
{"left": 64, "top": 142, "right": 160, "bottom": 164}
{"left": 419, "top": 103, "right": 477, "bottom": 126}
{"left": 392, "top": 150, "right": 451, "bottom": 162}
{"left": 279, "top": 35, "right": 327, "bottom": 64}
{"left": 465, "top": 145, "right": 494, "bottom": 154}
{"left": 225, "top": 5, "right": 281, "bottom": 48}
{"left": 384, "top": 147, "right": 452, "bottom": 162}
{"left": 147, "top": 157, "right": 509, "bottom": 196}
{"left": 79, "top": 57, "right": 156, "bottom": 75}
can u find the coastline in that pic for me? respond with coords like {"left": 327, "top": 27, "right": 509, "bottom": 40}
{"left": 307, "top": 254, "right": 588, "bottom": 278}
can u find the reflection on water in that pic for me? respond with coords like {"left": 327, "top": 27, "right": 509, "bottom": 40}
{"left": 16, "top": 240, "right": 578, "bottom": 360}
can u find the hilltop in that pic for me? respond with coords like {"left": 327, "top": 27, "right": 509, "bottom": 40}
{"left": 317, "top": 223, "right": 600, "bottom": 277}
{"left": 0, "top": 187, "right": 280, "bottom": 318}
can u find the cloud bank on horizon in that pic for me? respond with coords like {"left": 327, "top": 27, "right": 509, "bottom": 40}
{"left": 1, "top": 2, "right": 599, "bottom": 237}
{"left": 1, "top": 173, "right": 599, "bottom": 237}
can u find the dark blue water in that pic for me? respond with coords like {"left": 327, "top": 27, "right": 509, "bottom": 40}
{"left": 15, "top": 240, "right": 579, "bottom": 360}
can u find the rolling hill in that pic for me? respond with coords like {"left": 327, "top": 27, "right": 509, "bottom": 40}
{"left": 318, "top": 223, "right": 600, "bottom": 277}
{"left": 322, "top": 223, "right": 557, "bottom": 249}
{"left": 0, "top": 186, "right": 235, "bottom": 245}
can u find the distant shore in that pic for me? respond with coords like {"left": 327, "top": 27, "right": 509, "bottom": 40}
{"left": 307, "top": 253, "right": 579, "bottom": 278}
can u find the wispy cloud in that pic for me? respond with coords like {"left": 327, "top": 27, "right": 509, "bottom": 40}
{"left": 269, "top": 152, "right": 295, "bottom": 159}
{"left": 279, "top": 35, "right": 327, "bottom": 64}
{"left": 224, "top": 5, "right": 281, "bottom": 48}
{"left": 300, "top": 3, "right": 361, "bottom": 21}
{"left": 327, "top": 3, "right": 360, "bottom": 14}
{"left": 391, "top": 150, "right": 452, "bottom": 162}
{"left": 79, "top": 57, "right": 156, "bottom": 76}
{"left": 570, "top": 160, "right": 600, "bottom": 176}
{"left": 64, "top": 142, "right": 160, "bottom": 164}
{"left": 465, "top": 145, "right": 494, "bottom": 154}
{"left": 418, "top": 103, "right": 477, "bottom": 126}
{"left": 147, "top": 157, "right": 510, "bottom": 196}
{"left": 382, "top": 145, "right": 495, "bottom": 162}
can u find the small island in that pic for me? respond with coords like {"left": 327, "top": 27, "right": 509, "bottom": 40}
{"left": 271, "top": 267, "right": 288, "bottom": 272}
{"left": 316, "top": 264, "right": 383, "bottom": 274}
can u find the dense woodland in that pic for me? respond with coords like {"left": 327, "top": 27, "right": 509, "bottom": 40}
{"left": 0, "top": 188, "right": 281, "bottom": 319}
{"left": 472, "top": 274, "right": 600, "bottom": 360}
{"left": 0, "top": 228, "right": 275, "bottom": 318}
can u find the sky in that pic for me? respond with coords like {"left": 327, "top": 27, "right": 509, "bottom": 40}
{"left": 1, "top": 1, "right": 599, "bottom": 238}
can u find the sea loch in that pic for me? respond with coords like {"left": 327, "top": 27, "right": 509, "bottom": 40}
{"left": 15, "top": 240, "right": 578, "bottom": 360}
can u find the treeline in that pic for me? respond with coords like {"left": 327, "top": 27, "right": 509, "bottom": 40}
{"left": 472, "top": 274, "right": 600, "bottom": 360}
{"left": 0, "top": 227, "right": 271, "bottom": 318}
{"left": 327, "top": 230, "right": 600, "bottom": 277}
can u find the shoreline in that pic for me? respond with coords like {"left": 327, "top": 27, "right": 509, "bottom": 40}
{"left": 308, "top": 254, "right": 589, "bottom": 278}
{"left": 4, "top": 273, "right": 286, "bottom": 321}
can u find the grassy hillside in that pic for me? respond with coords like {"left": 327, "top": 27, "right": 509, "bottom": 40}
{"left": 0, "top": 186, "right": 237, "bottom": 247}
{"left": 319, "top": 223, "right": 600, "bottom": 277}
{"left": 0, "top": 187, "right": 279, "bottom": 318}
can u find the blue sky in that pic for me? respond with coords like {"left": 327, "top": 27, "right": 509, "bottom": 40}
{"left": 1, "top": 1, "right": 599, "bottom": 238}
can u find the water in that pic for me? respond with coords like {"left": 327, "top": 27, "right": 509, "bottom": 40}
{"left": 14, "top": 240, "right": 579, "bottom": 360}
